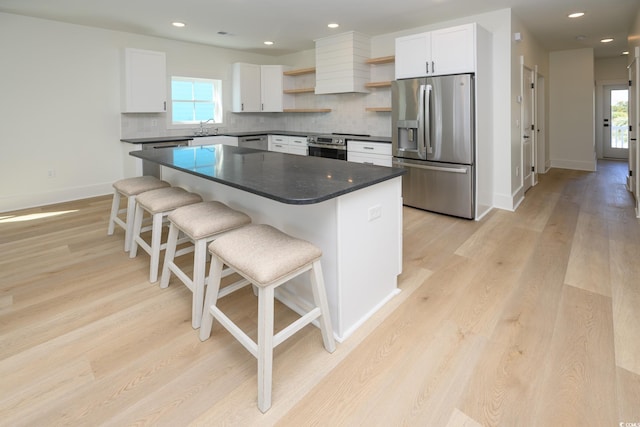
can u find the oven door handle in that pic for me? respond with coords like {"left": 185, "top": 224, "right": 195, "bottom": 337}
{"left": 308, "top": 144, "right": 346, "bottom": 150}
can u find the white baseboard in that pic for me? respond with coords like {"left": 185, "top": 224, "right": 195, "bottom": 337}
{"left": 550, "top": 159, "right": 597, "bottom": 172}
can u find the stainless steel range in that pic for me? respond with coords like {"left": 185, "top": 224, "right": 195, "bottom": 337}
{"left": 307, "top": 133, "right": 370, "bottom": 160}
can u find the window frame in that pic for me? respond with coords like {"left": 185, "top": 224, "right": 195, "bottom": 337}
{"left": 167, "top": 76, "right": 223, "bottom": 130}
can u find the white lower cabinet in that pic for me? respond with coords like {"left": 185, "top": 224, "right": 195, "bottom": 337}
{"left": 268, "top": 135, "right": 308, "bottom": 156}
{"left": 347, "top": 140, "right": 392, "bottom": 166}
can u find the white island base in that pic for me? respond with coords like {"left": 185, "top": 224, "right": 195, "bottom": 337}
{"left": 162, "top": 167, "right": 403, "bottom": 342}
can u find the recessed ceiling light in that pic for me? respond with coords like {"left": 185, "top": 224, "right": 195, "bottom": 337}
{"left": 172, "top": 22, "right": 186, "bottom": 28}
{"left": 622, "top": 51, "right": 629, "bottom": 55}
{"left": 600, "top": 38, "right": 614, "bottom": 43}
{"left": 568, "top": 12, "right": 585, "bottom": 18}
{"left": 264, "top": 41, "right": 274, "bottom": 45}
{"left": 328, "top": 23, "right": 339, "bottom": 29}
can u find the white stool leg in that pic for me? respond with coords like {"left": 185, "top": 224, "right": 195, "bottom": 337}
{"left": 199, "top": 256, "right": 224, "bottom": 341}
{"left": 160, "top": 222, "right": 179, "bottom": 288}
{"left": 107, "top": 189, "right": 120, "bottom": 235}
{"left": 149, "top": 212, "right": 164, "bottom": 283}
{"left": 257, "top": 285, "right": 275, "bottom": 413}
{"left": 310, "top": 260, "right": 336, "bottom": 353}
{"left": 124, "top": 194, "right": 137, "bottom": 252}
{"left": 191, "top": 238, "right": 208, "bottom": 329}
{"left": 129, "top": 203, "right": 144, "bottom": 258}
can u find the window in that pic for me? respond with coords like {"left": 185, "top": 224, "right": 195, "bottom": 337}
{"left": 170, "top": 76, "right": 222, "bottom": 125}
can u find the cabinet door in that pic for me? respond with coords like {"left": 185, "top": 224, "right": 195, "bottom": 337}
{"left": 268, "top": 135, "right": 289, "bottom": 153}
{"left": 232, "top": 63, "right": 261, "bottom": 112}
{"left": 395, "top": 33, "right": 430, "bottom": 79}
{"left": 288, "top": 145, "right": 308, "bottom": 156}
{"left": 347, "top": 152, "right": 391, "bottom": 167}
{"left": 260, "top": 65, "right": 283, "bottom": 112}
{"left": 430, "top": 24, "right": 476, "bottom": 75}
{"left": 122, "top": 48, "right": 166, "bottom": 113}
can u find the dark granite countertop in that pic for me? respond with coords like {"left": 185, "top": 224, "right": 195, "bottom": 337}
{"left": 121, "top": 131, "right": 391, "bottom": 145}
{"left": 120, "top": 136, "right": 194, "bottom": 144}
{"left": 130, "top": 145, "right": 404, "bottom": 204}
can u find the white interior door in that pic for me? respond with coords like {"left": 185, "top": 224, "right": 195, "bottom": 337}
{"left": 629, "top": 59, "right": 637, "bottom": 195}
{"left": 603, "top": 84, "right": 629, "bottom": 159}
{"left": 522, "top": 65, "right": 535, "bottom": 192}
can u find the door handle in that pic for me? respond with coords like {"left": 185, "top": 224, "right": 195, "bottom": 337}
{"left": 523, "top": 135, "right": 530, "bottom": 139}
{"left": 392, "top": 161, "right": 468, "bottom": 174}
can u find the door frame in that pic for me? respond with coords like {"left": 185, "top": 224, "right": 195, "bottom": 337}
{"left": 520, "top": 58, "right": 536, "bottom": 192}
{"left": 595, "top": 79, "right": 628, "bottom": 159}
{"left": 536, "top": 70, "right": 548, "bottom": 173}
{"left": 602, "top": 83, "right": 630, "bottom": 159}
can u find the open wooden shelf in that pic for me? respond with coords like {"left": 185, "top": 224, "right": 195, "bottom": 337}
{"left": 283, "top": 87, "right": 315, "bottom": 94}
{"left": 365, "top": 81, "right": 392, "bottom": 88}
{"left": 366, "top": 56, "right": 395, "bottom": 65}
{"left": 283, "top": 108, "right": 331, "bottom": 113}
{"left": 283, "top": 67, "right": 316, "bottom": 76}
{"left": 365, "top": 107, "right": 392, "bottom": 112}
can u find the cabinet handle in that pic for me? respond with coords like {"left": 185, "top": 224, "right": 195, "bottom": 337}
{"left": 261, "top": 103, "right": 264, "bottom": 111}
{"left": 432, "top": 61, "right": 435, "bottom": 74}
{"left": 241, "top": 103, "right": 244, "bottom": 111}
{"left": 426, "top": 61, "right": 429, "bottom": 74}
{"left": 163, "top": 101, "right": 166, "bottom": 111}
{"left": 364, "top": 146, "right": 374, "bottom": 150}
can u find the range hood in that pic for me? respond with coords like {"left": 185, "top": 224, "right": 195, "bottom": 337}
{"left": 314, "top": 31, "right": 371, "bottom": 95}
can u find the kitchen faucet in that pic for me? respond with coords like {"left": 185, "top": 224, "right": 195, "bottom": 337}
{"left": 198, "top": 118, "right": 215, "bottom": 136}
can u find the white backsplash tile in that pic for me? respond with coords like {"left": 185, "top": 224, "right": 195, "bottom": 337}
{"left": 120, "top": 92, "right": 391, "bottom": 138}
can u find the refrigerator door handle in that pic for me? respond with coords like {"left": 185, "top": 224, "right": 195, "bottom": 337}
{"left": 424, "top": 84, "right": 433, "bottom": 155}
{"left": 393, "top": 161, "right": 468, "bottom": 174}
{"left": 418, "top": 85, "right": 426, "bottom": 158}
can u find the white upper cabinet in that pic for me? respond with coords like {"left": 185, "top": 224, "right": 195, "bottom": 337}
{"left": 395, "top": 33, "right": 431, "bottom": 80}
{"left": 260, "top": 65, "right": 284, "bottom": 112}
{"left": 121, "top": 48, "right": 166, "bottom": 113}
{"left": 232, "top": 63, "right": 261, "bottom": 112}
{"left": 232, "top": 63, "right": 284, "bottom": 112}
{"left": 395, "top": 24, "right": 476, "bottom": 79}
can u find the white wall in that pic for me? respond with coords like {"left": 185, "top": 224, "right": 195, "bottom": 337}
{"left": 549, "top": 48, "right": 596, "bottom": 171}
{"left": 0, "top": 12, "right": 279, "bottom": 213}
{"left": 509, "top": 14, "right": 549, "bottom": 207}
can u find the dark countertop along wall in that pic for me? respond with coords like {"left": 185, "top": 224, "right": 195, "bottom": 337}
{"left": 121, "top": 130, "right": 391, "bottom": 145}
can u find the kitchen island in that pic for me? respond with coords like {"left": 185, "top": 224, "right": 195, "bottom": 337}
{"left": 130, "top": 145, "right": 405, "bottom": 341}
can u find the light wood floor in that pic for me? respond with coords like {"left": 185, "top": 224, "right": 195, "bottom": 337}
{"left": 1, "top": 160, "right": 639, "bottom": 426}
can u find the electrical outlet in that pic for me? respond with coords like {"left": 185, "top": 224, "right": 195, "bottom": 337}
{"left": 368, "top": 205, "right": 382, "bottom": 221}
{"left": 47, "top": 169, "right": 56, "bottom": 178}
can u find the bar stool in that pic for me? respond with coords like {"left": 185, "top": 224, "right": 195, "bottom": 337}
{"left": 107, "top": 176, "right": 170, "bottom": 252}
{"left": 199, "top": 224, "right": 336, "bottom": 413}
{"left": 129, "top": 186, "right": 202, "bottom": 283}
{"left": 160, "top": 201, "right": 252, "bottom": 329}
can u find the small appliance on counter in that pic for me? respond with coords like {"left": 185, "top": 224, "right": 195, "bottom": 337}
{"left": 392, "top": 74, "right": 475, "bottom": 219}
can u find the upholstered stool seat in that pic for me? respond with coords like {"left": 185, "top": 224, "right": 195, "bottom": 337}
{"left": 129, "top": 186, "right": 202, "bottom": 282}
{"left": 107, "top": 176, "right": 170, "bottom": 251}
{"left": 160, "top": 201, "right": 251, "bottom": 328}
{"left": 199, "top": 224, "right": 335, "bottom": 413}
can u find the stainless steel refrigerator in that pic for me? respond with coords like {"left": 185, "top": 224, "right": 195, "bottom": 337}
{"left": 392, "top": 74, "right": 475, "bottom": 219}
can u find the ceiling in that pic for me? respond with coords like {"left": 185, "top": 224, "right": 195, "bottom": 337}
{"left": 0, "top": 0, "right": 637, "bottom": 58}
